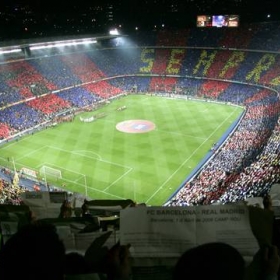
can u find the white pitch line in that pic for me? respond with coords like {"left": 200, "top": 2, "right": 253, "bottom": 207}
{"left": 103, "top": 167, "right": 133, "bottom": 191}
{"left": 86, "top": 185, "right": 126, "bottom": 199}
{"left": 74, "top": 150, "right": 102, "bottom": 160}
{"left": 145, "top": 108, "right": 239, "bottom": 204}
{"left": 58, "top": 174, "right": 126, "bottom": 199}
{"left": 48, "top": 145, "right": 132, "bottom": 169}
{"left": 16, "top": 146, "right": 47, "bottom": 161}
{"left": 47, "top": 145, "right": 134, "bottom": 192}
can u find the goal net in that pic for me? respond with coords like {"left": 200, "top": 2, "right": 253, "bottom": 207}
{"left": 39, "top": 165, "right": 62, "bottom": 180}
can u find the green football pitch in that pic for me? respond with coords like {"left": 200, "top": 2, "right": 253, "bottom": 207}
{"left": 0, "top": 95, "right": 244, "bottom": 205}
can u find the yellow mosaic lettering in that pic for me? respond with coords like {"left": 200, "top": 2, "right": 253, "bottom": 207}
{"left": 140, "top": 48, "right": 154, "bottom": 73}
{"left": 246, "top": 54, "right": 276, "bottom": 83}
{"left": 166, "top": 49, "right": 185, "bottom": 75}
{"left": 193, "top": 50, "right": 217, "bottom": 75}
{"left": 270, "top": 76, "right": 280, "bottom": 86}
{"left": 219, "top": 51, "right": 245, "bottom": 78}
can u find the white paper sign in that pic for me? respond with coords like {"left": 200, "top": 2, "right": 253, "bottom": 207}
{"left": 120, "top": 204, "right": 259, "bottom": 258}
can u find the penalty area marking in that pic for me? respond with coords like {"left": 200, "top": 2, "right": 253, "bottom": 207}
{"left": 74, "top": 150, "right": 102, "bottom": 161}
{"left": 47, "top": 145, "right": 134, "bottom": 192}
{"left": 48, "top": 146, "right": 132, "bottom": 169}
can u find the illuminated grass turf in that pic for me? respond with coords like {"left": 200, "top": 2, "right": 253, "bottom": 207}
{"left": 0, "top": 95, "right": 243, "bottom": 205}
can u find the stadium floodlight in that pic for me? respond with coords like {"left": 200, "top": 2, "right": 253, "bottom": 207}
{"left": 82, "top": 39, "right": 97, "bottom": 44}
{"left": 109, "top": 28, "right": 119, "bottom": 35}
{"left": 0, "top": 48, "right": 21, "bottom": 55}
{"left": 30, "top": 44, "right": 54, "bottom": 50}
{"left": 30, "top": 39, "right": 97, "bottom": 51}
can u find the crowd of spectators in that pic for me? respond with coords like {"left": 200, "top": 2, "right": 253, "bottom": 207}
{"left": 57, "top": 87, "right": 101, "bottom": 108}
{"left": 87, "top": 49, "right": 141, "bottom": 77}
{"left": 198, "top": 80, "right": 229, "bottom": 99}
{"left": 0, "top": 123, "right": 11, "bottom": 140}
{"left": 28, "top": 56, "right": 82, "bottom": 89}
{"left": 0, "top": 90, "right": 23, "bottom": 108}
{"left": 60, "top": 53, "right": 106, "bottom": 83}
{"left": 150, "top": 22, "right": 280, "bottom": 51}
{"left": 26, "top": 94, "right": 71, "bottom": 115}
{"left": 5, "top": 61, "right": 57, "bottom": 98}
{"left": 0, "top": 103, "right": 46, "bottom": 131}
{"left": 0, "top": 176, "right": 25, "bottom": 205}
{"left": 168, "top": 99, "right": 280, "bottom": 206}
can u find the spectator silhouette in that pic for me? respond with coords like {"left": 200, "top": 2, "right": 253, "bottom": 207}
{"left": 0, "top": 223, "right": 65, "bottom": 280}
{"left": 173, "top": 241, "right": 280, "bottom": 280}
{"left": 173, "top": 242, "right": 245, "bottom": 280}
{"left": 81, "top": 199, "right": 92, "bottom": 218}
{"left": 0, "top": 222, "right": 132, "bottom": 280}
{"left": 58, "top": 199, "right": 73, "bottom": 218}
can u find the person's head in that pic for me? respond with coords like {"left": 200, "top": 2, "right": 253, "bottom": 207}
{"left": 173, "top": 242, "right": 245, "bottom": 280}
{"left": 0, "top": 222, "right": 66, "bottom": 280}
{"left": 60, "top": 200, "right": 72, "bottom": 218}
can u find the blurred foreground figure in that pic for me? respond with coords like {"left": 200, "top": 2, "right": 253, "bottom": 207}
{"left": 0, "top": 222, "right": 132, "bottom": 280}
{"left": 173, "top": 242, "right": 280, "bottom": 280}
{"left": 173, "top": 242, "right": 245, "bottom": 280}
{"left": 0, "top": 223, "right": 65, "bottom": 280}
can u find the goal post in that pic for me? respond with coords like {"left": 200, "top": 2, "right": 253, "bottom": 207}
{"left": 39, "top": 165, "right": 62, "bottom": 181}
{"left": 39, "top": 165, "right": 88, "bottom": 196}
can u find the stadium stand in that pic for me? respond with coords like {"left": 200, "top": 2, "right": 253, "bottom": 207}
{"left": 27, "top": 94, "right": 71, "bottom": 115}
{"left": 28, "top": 56, "right": 82, "bottom": 88}
{"left": 56, "top": 87, "right": 101, "bottom": 108}
{"left": 0, "top": 123, "right": 12, "bottom": 140}
{"left": 0, "top": 103, "right": 45, "bottom": 131}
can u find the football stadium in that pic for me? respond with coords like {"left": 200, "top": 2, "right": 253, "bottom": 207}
{"left": 1, "top": 23, "right": 279, "bottom": 206}
{"left": 0, "top": 15, "right": 280, "bottom": 280}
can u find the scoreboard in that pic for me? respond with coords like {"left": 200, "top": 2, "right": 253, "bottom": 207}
{"left": 197, "top": 15, "right": 239, "bottom": 27}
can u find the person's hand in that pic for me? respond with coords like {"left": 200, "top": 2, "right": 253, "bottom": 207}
{"left": 263, "top": 245, "right": 280, "bottom": 276}
{"left": 105, "top": 242, "right": 132, "bottom": 280}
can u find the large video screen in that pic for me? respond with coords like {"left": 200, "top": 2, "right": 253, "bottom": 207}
{"left": 197, "top": 15, "right": 239, "bottom": 27}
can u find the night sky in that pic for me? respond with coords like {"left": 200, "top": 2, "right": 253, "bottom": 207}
{"left": 0, "top": 0, "right": 279, "bottom": 40}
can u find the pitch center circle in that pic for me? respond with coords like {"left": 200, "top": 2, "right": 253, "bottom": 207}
{"left": 116, "top": 120, "right": 156, "bottom": 133}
